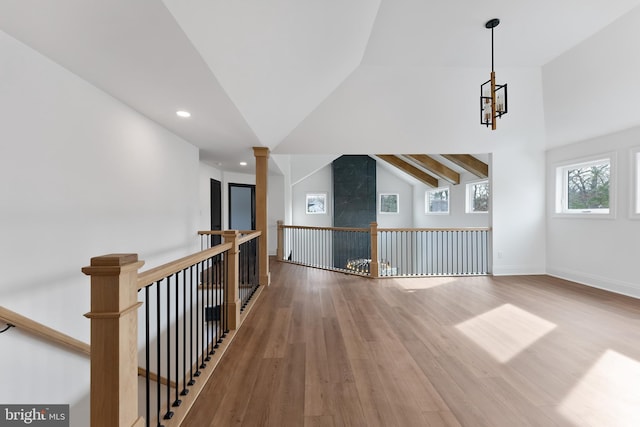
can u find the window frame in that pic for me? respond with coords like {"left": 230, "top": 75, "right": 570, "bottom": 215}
{"left": 553, "top": 152, "right": 616, "bottom": 219}
{"left": 379, "top": 193, "right": 399, "bottom": 214}
{"left": 425, "top": 186, "right": 450, "bottom": 215}
{"left": 465, "top": 180, "right": 490, "bottom": 214}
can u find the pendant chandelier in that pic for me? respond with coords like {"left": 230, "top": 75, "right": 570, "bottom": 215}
{"left": 480, "top": 18, "right": 507, "bottom": 130}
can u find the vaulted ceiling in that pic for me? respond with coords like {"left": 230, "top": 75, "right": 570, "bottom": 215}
{"left": 1, "top": 1, "right": 640, "bottom": 172}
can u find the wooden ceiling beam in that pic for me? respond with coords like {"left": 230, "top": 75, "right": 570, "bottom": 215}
{"left": 376, "top": 155, "right": 438, "bottom": 187}
{"left": 407, "top": 154, "right": 460, "bottom": 185}
{"left": 441, "top": 154, "right": 489, "bottom": 178}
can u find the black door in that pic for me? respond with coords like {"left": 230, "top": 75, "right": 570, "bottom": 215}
{"left": 210, "top": 179, "right": 222, "bottom": 245}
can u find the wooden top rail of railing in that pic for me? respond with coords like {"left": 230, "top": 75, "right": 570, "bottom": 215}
{"left": 198, "top": 230, "right": 225, "bottom": 235}
{"left": 137, "top": 243, "right": 232, "bottom": 290}
{"left": 279, "top": 223, "right": 491, "bottom": 233}
{"left": 238, "top": 230, "right": 261, "bottom": 245}
{"left": 279, "top": 224, "right": 370, "bottom": 232}
{"left": 198, "top": 230, "right": 256, "bottom": 236}
{"left": 0, "top": 306, "right": 90, "bottom": 356}
{"left": 378, "top": 227, "right": 492, "bottom": 232}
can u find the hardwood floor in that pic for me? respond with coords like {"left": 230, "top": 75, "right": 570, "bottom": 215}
{"left": 181, "top": 261, "right": 640, "bottom": 426}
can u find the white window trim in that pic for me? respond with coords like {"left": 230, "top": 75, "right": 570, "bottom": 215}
{"left": 465, "top": 180, "right": 490, "bottom": 214}
{"left": 379, "top": 193, "right": 399, "bottom": 214}
{"left": 631, "top": 147, "right": 640, "bottom": 220}
{"left": 425, "top": 186, "right": 450, "bottom": 215}
{"left": 553, "top": 152, "right": 616, "bottom": 219}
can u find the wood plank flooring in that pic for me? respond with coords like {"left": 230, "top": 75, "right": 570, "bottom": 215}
{"left": 181, "top": 261, "right": 640, "bottom": 427}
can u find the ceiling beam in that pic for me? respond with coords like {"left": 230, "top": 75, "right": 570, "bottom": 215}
{"left": 441, "top": 154, "right": 489, "bottom": 178}
{"left": 376, "top": 155, "right": 438, "bottom": 187}
{"left": 407, "top": 154, "right": 460, "bottom": 185}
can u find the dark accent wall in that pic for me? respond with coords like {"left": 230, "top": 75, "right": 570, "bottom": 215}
{"left": 332, "top": 155, "right": 376, "bottom": 269}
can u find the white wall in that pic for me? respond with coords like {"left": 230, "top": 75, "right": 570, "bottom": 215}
{"left": 198, "top": 162, "right": 223, "bottom": 231}
{"left": 0, "top": 31, "right": 202, "bottom": 426}
{"left": 492, "top": 148, "right": 546, "bottom": 275}
{"left": 267, "top": 173, "right": 285, "bottom": 255}
{"left": 543, "top": 6, "right": 640, "bottom": 148}
{"left": 546, "top": 126, "right": 640, "bottom": 298}
{"left": 292, "top": 164, "right": 333, "bottom": 227}
{"left": 376, "top": 165, "right": 413, "bottom": 227}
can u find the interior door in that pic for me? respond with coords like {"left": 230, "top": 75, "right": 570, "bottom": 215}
{"left": 228, "top": 183, "right": 255, "bottom": 230}
{"left": 210, "top": 179, "right": 222, "bottom": 245}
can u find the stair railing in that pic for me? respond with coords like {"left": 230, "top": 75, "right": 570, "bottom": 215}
{"left": 82, "top": 229, "right": 261, "bottom": 427}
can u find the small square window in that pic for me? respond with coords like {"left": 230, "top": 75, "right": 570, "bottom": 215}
{"left": 554, "top": 155, "right": 614, "bottom": 217}
{"left": 425, "top": 187, "right": 449, "bottom": 214}
{"left": 379, "top": 193, "right": 399, "bottom": 214}
{"left": 466, "top": 180, "right": 489, "bottom": 213}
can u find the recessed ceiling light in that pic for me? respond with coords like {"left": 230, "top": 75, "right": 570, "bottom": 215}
{"left": 240, "top": 162, "right": 247, "bottom": 166}
{"left": 176, "top": 110, "right": 191, "bottom": 118}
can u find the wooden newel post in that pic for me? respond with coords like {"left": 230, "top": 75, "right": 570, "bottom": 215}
{"left": 370, "top": 222, "right": 379, "bottom": 278}
{"left": 82, "top": 254, "right": 145, "bottom": 427}
{"left": 276, "top": 220, "right": 284, "bottom": 261}
{"left": 223, "top": 230, "right": 241, "bottom": 330}
{"left": 253, "top": 146, "right": 270, "bottom": 286}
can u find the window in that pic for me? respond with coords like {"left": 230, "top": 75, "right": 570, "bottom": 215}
{"left": 379, "top": 193, "right": 399, "bottom": 214}
{"left": 554, "top": 154, "right": 614, "bottom": 217}
{"left": 466, "top": 180, "right": 489, "bottom": 213}
{"left": 425, "top": 187, "right": 449, "bottom": 214}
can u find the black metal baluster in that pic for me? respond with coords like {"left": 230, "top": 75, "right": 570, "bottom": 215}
{"left": 214, "top": 255, "right": 221, "bottom": 348}
{"left": 224, "top": 254, "right": 230, "bottom": 334}
{"left": 165, "top": 275, "right": 173, "bottom": 420}
{"left": 205, "top": 257, "right": 212, "bottom": 361}
{"left": 173, "top": 273, "right": 181, "bottom": 408}
{"left": 144, "top": 286, "right": 150, "bottom": 427}
{"left": 188, "top": 265, "right": 195, "bottom": 386}
{"left": 181, "top": 268, "right": 188, "bottom": 397}
{"left": 197, "top": 260, "right": 205, "bottom": 373}
{"left": 225, "top": 254, "right": 230, "bottom": 331}
{"left": 155, "top": 280, "right": 162, "bottom": 426}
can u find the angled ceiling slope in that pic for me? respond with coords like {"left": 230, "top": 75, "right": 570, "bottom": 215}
{"left": 162, "top": 0, "right": 382, "bottom": 149}
{"left": 0, "top": 0, "right": 261, "bottom": 172}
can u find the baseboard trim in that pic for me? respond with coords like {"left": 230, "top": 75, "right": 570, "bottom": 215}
{"left": 492, "top": 264, "right": 546, "bottom": 276}
{"left": 546, "top": 267, "right": 640, "bottom": 299}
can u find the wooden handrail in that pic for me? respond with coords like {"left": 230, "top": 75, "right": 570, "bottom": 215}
{"left": 137, "top": 243, "right": 232, "bottom": 290}
{"left": 278, "top": 224, "right": 492, "bottom": 233}
{"left": 279, "top": 224, "right": 370, "bottom": 232}
{"left": 198, "top": 230, "right": 255, "bottom": 236}
{"left": 238, "top": 230, "right": 261, "bottom": 245}
{"left": 138, "top": 232, "right": 261, "bottom": 289}
{"left": 0, "top": 306, "right": 90, "bottom": 356}
{"left": 379, "top": 226, "right": 492, "bottom": 232}
{"left": 0, "top": 307, "right": 193, "bottom": 389}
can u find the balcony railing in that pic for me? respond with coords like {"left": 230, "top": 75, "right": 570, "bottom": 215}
{"left": 277, "top": 221, "right": 491, "bottom": 277}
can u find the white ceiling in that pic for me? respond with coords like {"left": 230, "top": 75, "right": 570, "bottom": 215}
{"left": 1, "top": 0, "right": 639, "bottom": 172}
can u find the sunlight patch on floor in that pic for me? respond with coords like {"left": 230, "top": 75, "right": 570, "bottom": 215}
{"left": 455, "top": 303, "right": 557, "bottom": 363}
{"left": 559, "top": 349, "right": 640, "bottom": 427}
{"left": 394, "top": 276, "right": 458, "bottom": 291}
